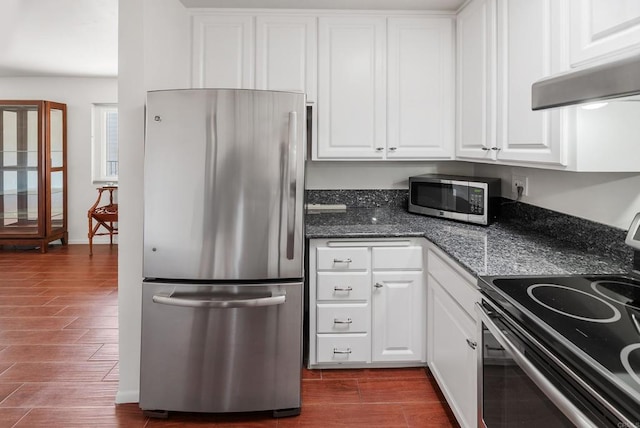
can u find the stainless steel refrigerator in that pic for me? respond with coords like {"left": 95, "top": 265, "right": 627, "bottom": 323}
{"left": 140, "top": 89, "right": 305, "bottom": 418}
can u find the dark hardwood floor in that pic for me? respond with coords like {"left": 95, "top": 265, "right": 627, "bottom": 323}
{"left": 0, "top": 244, "right": 459, "bottom": 427}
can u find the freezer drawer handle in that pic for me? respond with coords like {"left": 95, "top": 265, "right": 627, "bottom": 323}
{"left": 333, "top": 348, "right": 352, "bottom": 354}
{"left": 152, "top": 293, "right": 286, "bottom": 309}
{"left": 333, "top": 318, "right": 353, "bottom": 324}
{"left": 333, "top": 286, "right": 353, "bottom": 292}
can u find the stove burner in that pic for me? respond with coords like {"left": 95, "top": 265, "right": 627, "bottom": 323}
{"left": 621, "top": 343, "right": 640, "bottom": 387}
{"left": 527, "top": 284, "right": 622, "bottom": 323}
{"left": 591, "top": 280, "right": 640, "bottom": 310}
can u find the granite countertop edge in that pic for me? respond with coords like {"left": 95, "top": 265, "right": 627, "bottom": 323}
{"left": 305, "top": 207, "right": 633, "bottom": 279}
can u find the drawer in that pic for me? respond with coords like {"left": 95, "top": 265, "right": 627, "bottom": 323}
{"left": 316, "top": 333, "right": 370, "bottom": 363}
{"left": 317, "top": 303, "right": 369, "bottom": 333}
{"left": 428, "top": 250, "right": 478, "bottom": 318}
{"left": 372, "top": 246, "right": 423, "bottom": 270}
{"left": 317, "top": 247, "right": 369, "bottom": 271}
{"left": 317, "top": 272, "right": 370, "bottom": 301}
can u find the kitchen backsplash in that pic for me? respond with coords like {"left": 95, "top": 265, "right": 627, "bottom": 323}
{"left": 306, "top": 189, "right": 408, "bottom": 208}
{"left": 306, "top": 189, "right": 634, "bottom": 266}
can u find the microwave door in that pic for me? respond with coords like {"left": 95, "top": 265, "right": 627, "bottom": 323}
{"left": 450, "top": 180, "right": 471, "bottom": 222}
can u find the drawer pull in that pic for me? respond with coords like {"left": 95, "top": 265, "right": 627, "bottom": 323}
{"left": 374, "top": 282, "right": 384, "bottom": 289}
{"left": 466, "top": 339, "right": 478, "bottom": 350}
{"left": 333, "top": 348, "right": 352, "bottom": 354}
{"left": 333, "top": 286, "right": 353, "bottom": 292}
{"left": 333, "top": 318, "right": 353, "bottom": 324}
{"left": 333, "top": 258, "right": 352, "bottom": 264}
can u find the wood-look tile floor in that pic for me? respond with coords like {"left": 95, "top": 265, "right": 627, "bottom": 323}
{"left": 0, "top": 244, "right": 459, "bottom": 427}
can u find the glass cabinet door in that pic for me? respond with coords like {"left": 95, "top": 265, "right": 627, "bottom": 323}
{"left": 49, "top": 106, "right": 65, "bottom": 232}
{"left": 0, "top": 103, "right": 41, "bottom": 236}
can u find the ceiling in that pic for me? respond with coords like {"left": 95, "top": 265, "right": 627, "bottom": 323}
{"left": 0, "top": 0, "right": 117, "bottom": 78}
{"left": 0, "top": 0, "right": 464, "bottom": 78}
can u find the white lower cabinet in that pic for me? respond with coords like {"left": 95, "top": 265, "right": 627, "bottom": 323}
{"left": 372, "top": 271, "right": 425, "bottom": 362}
{"left": 427, "top": 244, "right": 479, "bottom": 428}
{"left": 308, "top": 238, "right": 426, "bottom": 368}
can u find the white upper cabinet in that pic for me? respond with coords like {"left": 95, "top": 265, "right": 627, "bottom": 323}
{"left": 456, "top": 0, "right": 640, "bottom": 172}
{"left": 192, "top": 15, "right": 254, "bottom": 89}
{"left": 190, "top": 11, "right": 455, "bottom": 161}
{"left": 315, "top": 15, "right": 455, "bottom": 160}
{"left": 191, "top": 13, "right": 316, "bottom": 99}
{"left": 455, "top": 0, "right": 496, "bottom": 161}
{"left": 570, "top": 0, "right": 640, "bottom": 67}
{"left": 387, "top": 17, "right": 454, "bottom": 160}
{"left": 456, "top": 0, "right": 569, "bottom": 167}
{"left": 494, "top": 0, "right": 567, "bottom": 165}
{"left": 317, "top": 16, "right": 387, "bottom": 159}
{"left": 255, "top": 16, "right": 317, "bottom": 101}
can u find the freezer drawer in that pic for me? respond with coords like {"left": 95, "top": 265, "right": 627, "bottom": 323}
{"left": 140, "top": 280, "right": 303, "bottom": 415}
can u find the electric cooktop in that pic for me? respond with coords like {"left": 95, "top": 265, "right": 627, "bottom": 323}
{"left": 479, "top": 273, "right": 640, "bottom": 422}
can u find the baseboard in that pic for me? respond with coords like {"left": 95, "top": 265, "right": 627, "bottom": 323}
{"left": 115, "top": 389, "right": 140, "bottom": 404}
{"left": 66, "top": 238, "right": 119, "bottom": 245}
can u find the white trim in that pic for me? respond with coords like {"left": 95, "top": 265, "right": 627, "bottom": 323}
{"left": 115, "top": 389, "right": 140, "bottom": 404}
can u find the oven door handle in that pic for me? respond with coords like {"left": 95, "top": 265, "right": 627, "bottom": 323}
{"left": 475, "top": 302, "right": 599, "bottom": 428}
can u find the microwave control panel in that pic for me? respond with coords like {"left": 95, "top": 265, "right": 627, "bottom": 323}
{"left": 469, "top": 188, "right": 485, "bottom": 215}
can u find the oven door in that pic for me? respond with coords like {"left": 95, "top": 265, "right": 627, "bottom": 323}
{"left": 476, "top": 299, "right": 609, "bottom": 428}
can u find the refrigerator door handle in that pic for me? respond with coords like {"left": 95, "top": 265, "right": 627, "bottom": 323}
{"left": 152, "top": 292, "right": 286, "bottom": 309}
{"left": 286, "top": 111, "right": 298, "bottom": 260}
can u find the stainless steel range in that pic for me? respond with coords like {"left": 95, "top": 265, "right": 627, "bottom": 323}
{"left": 476, "top": 213, "right": 640, "bottom": 427}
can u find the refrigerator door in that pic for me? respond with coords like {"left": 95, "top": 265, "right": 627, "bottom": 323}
{"left": 144, "top": 89, "right": 305, "bottom": 280}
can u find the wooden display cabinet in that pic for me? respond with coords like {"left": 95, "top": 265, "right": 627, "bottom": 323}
{"left": 0, "top": 100, "right": 67, "bottom": 252}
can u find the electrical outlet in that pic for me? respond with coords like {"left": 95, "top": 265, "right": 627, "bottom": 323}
{"left": 512, "top": 175, "right": 529, "bottom": 197}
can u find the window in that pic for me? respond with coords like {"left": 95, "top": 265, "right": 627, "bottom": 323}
{"left": 92, "top": 104, "right": 118, "bottom": 183}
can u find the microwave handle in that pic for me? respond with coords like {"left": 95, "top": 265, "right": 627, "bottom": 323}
{"left": 476, "top": 302, "right": 599, "bottom": 428}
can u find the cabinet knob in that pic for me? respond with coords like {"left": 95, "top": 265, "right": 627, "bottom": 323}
{"left": 388, "top": 147, "right": 397, "bottom": 151}
{"left": 154, "top": 115, "right": 161, "bottom": 122}
{"left": 374, "top": 282, "right": 384, "bottom": 289}
{"left": 466, "top": 338, "right": 477, "bottom": 350}
{"left": 375, "top": 147, "right": 384, "bottom": 151}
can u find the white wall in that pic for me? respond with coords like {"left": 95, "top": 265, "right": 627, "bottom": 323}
{"left": 117, "top": 0, "right": 190, "bottom": 404}
{"left": 474, "top": 163, "right": 640, "bottom": 230}
{"left": 306, "top": 161, "right": 473, "bottom": 189}
{"left": 116, "top": 0, "right": 640, "bottom": 404}
{"left": 0, "top": 77, "right": 117, "bottom": 243}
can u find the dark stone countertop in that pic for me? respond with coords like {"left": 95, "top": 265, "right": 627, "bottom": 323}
{"left": 305, "top": 207, "right": 633, "bottom": 278}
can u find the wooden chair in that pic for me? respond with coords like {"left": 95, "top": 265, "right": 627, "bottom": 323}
{"left": 88, "top": 186, "right": 118, "bottom": 256}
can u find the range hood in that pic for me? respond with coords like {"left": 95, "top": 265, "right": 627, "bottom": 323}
{"left": 531, "top": 54, "right": 640, "bottom": 110}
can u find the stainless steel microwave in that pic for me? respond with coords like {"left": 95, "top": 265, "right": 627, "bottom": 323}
{"left": 408, "top": 174, "right": 501, "bottom": 225}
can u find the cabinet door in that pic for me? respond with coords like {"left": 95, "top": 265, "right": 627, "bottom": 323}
{"left": 255, "top": 16, "right": 317, "bottom": 101}
{"left": 387, "top": 17, "right": 454, "bottom": 160}
{"left": 192, "top": 15, "right": 254, "bottom": 88}
{"left": 570, "top": 0, "right": 640, "bottom": 66}
{"left": 455, "top": 0, "right": 496, "bottom": 161}
{"left": 317, "top": 16, "right": 386, "bottom": 159}
{"left": 371, "top": 271, "right": 425, "bottom": 362}
{"left": 495, "top": 0, "right": 566, "bottom": 165}
{"left": 428, "top": 276, "right": 477, "bottom": 428}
